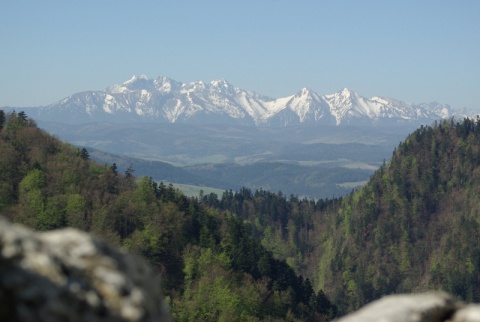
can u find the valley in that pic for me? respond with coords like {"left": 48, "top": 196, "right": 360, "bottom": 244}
{"left": 44, "top": 121, "right": 405, "bottom": 199}
{"left": 5, "top": 75, "right": 465, "bottom": 199}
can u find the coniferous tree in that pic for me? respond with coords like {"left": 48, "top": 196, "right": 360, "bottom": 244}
{"left": 0, "top": 109, "right": 5, "bottom": 129}
{"left": 78, "top": 147, "right": 89, "bottom": 160}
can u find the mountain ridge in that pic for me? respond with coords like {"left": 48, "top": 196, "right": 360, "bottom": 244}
{"left": 9, "top": 75, "right": 458, "bottom": 126}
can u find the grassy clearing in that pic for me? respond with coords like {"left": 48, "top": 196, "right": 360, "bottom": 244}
{"left": 341, "top": 162, "right": 380, "bottom": 170}
{"left": 297, "top": 160, "right": 340, "bottom": 166}
{"left": 336, "top": 181, "right": 369, "bottom": 189}
{"left": 194, "top": 154, "right": 229, "bottom": 164}
{"left": 161, "top": 181, "right": 226, "bottom": 198}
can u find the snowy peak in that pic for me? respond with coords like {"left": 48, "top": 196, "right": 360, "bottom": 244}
{"left": 338, "top": 87, "right": 355, "bottom": 99}
{"left": 123, "top": 74, "right": 156, "bottom": 91}
{"left": 297, "top": 87, "right": 313, "bottom": 96}
{"left": 108, "top": 75, "right": 182, "bottom": 94}
{"left": 210, "top": 79, "right": 231, "bottom": 89}
{"left": 293, "top": 87, "right": 325, "bottom": 104}
{"left": 418, "top": 102, "right": 452, "bottom": 119}
{"left": 209, "top": 79, "right": 239, "bottom": 96}
{"left": 323, "top": 88, "right": 374, "bottom": 124}
{"left": 107, "top": 74, "right": 151, "bottom": 93}
{"left": 183, "top": 80, "right": 206, "bottom": 93}
{"left": 320, "top": 88, "right": 451, "bottom": 125}
{"left": 325, "top": 88, "right": 358, "bottom": 101}
{"left": 38, "top": 75, "right": 456, "bottom": 126}
{"left": 290, "top": 87, "right": 316, "bottom": 104}
{"left": 155, "top": 76, "right": 182, "bottom": 93}
{"left": 283, "top": 88, "right": 331, "bottom": 123}
{"left": 124, "top": 74, "right": 148, "bottom": 85}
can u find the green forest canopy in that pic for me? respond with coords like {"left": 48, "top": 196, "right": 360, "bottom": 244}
{"left": 0, "top": 110, "right": 337, "bottom": 321}
{"left": 3, "top": 109, "right": 480, "bottom": 318}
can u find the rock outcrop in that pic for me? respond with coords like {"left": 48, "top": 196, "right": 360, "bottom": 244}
{"left": 335, "top": 292, "right": 480, "bottom": 322}
{"left": 0, "top": 217, "right": 170, "bottom": 321}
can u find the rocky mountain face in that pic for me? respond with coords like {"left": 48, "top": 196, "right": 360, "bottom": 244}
{"left": 18, "top": 75, "right": 455, "bottom": 126}
{"left": 0, "top": 216, "right": 170, "bottom": 322}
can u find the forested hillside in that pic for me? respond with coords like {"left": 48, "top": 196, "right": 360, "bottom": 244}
{"left": 0, "top": 110, "right": 337, "bottom": 321}
{"left": 201, "top": 117, "right": 480, "bottom": 314}
{"left": 316, "top": 118, "right": 480, "bottom": 312}
{"left": 4, "top": 109, "right": 480, "bottom": 318}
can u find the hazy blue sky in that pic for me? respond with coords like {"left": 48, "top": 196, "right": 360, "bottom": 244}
{"left": 1, "top": 1, "right": 479, "bottom": 110}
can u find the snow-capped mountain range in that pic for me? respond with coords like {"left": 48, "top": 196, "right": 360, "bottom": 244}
{"left": 22, "top": 75, "right": 456, "bottom": 126}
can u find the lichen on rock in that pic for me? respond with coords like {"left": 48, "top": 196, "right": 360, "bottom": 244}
{"left": 0, "top": 217, "right": 170, "bottom": 321}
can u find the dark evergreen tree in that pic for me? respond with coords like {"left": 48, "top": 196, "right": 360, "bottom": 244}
{"left": 78, "top": 148, "right": 89, "bottom": 160}
{"left": 110, "top": 162, "right": 118, "bottom": 175}
{"left": 17, "top": 111, "right": 27, "bottom": 124}
{"left": 0, "top": 109, "right": 5, "bottom": 129}
{"left": 125, "top": 163, "right": 134, "bottom": 178}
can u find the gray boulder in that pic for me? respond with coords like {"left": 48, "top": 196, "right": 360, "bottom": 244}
{"left": 451, "top": 305, "right": 480, "bottom": 322}
{"left": 335, "top": 292, "right": 460, "bottom": 322}
{"left": 0, "top": 217, "right": 170, "bottom": 321}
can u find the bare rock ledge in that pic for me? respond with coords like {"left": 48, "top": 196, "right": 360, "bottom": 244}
{"left": 0, "top": 217, "right": 170, "bottom": 321}
{"left": 336, "top": 292, "right": 480, "bottom": 322}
